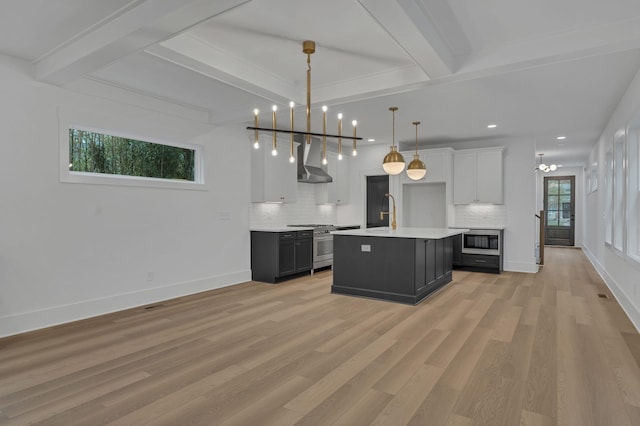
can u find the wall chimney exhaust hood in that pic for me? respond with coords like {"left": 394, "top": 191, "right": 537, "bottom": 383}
{"left": 296, "top": 135, "right": 333, "bottom": 183}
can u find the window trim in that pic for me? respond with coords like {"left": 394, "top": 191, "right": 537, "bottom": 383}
{"left": 612, "top": 130, "right": 626, "bottom": 255}
{"left": 604, "top": 147, "right": 613, "bottom": 247}
{"left": 626, "top": 121, "right": 640, "bottom": 265}
{"left": 60, "top": 123, "right": 206, "bottom": 191}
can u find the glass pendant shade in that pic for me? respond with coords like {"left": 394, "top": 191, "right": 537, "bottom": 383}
{"left": 407, "top": 154, "right": 427, "bottom": 180}
{"left": 383, "top": 146, "right": 405, "bottom": 175}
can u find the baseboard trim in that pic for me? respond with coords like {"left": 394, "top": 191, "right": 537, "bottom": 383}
{"left": 582, "top": 246, "right": 640, "bottom": 333}
{"left": 0, "top": 270, "right": 251, "bottom": 338}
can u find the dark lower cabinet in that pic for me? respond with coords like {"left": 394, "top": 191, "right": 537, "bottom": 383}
{"left": 251, "top": 230, "right": 313, "bottom": 283}
{"left": 332, "top": 235, "right": 454, "bottom": 305}
{"left": 452, "top": 231, "right": 503, "bottom": 273}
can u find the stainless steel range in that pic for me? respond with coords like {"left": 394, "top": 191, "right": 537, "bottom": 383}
{"left": 288, "top": 224, "right": 336, "bottom": 271}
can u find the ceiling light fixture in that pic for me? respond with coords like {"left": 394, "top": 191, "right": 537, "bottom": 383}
{"left": 382, "top": 107, "right": 405, "bottom": 175}
{"left": 536, "top": 153, "right": 557, "bottom": 172}
{"left": 406, "top": 121, "right": 427, "bottom": 180}
{"left": 487, "top": 124, "right": 497, "bottom": 129}
{"left": 247, "top": 40, "right": 362, "bottom": 162}
{"left": 556, "top": 135, "right": 566, "bottom": 140}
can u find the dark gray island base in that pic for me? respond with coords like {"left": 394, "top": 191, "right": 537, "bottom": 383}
{"left": 331, "top": 228, "right": 466, "bottom": 305}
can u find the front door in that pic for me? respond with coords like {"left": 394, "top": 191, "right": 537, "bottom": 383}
{"left": 544, "top": 176, "right": 575, "bottom": 246}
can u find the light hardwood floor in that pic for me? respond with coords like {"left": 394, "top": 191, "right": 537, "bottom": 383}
{"left": 1, "top": 247, "right": 640, "bottom": 425}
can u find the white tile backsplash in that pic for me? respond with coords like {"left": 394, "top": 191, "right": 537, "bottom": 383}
{"left": 455, "top": 204, "right": 506, "bottom": 228}
{"left": 250, "top": 183, "right": 337, "bottom": 227}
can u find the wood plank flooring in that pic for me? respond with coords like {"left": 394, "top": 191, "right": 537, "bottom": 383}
{"left": 1, "top": 247, "right": 640, "bottom": 425}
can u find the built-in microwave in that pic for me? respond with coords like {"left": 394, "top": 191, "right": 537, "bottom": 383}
{"left": 462, "top": 229, "right": 501, "bottom": 256}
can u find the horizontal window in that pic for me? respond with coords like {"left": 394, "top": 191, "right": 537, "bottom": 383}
{"left": 69, "top": 128, "right": 195, "bottom": 181}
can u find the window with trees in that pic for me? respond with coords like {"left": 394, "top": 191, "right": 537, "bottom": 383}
{"left": 68, "top": 129, "right": 196, "bottom": 181}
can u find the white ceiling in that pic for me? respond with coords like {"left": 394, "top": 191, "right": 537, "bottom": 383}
{"left": 3, "top": 0, "right": 640, "bottom": 166}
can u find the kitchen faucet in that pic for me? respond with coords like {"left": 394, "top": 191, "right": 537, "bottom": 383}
{"left": 379, "top": 193, "right": 397, "bottom": 230}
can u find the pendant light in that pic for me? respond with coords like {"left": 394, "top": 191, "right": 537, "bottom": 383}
{"left": 536, "top": 153, "right": 557, "bottom": 172}
{"left": 406, "top": 121, "right": 427, "bottom": 180}
{"left": 382, "top": 107, "right": 405, "bottom": 175}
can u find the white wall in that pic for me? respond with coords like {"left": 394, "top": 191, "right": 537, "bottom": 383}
{"left": 0, "top": 55, "right": 251, "bottom": 337}
{"left": 249, "top": 183, "right": 337, "bottom": 227}
{"left": 584, "top": 65, "right": 640, "bottom": 331}
{"left": 403, "top": 183, "right": 446, "bottom": 228}
{"left": 338, "top": 138, "right": 538, "bottom": 273}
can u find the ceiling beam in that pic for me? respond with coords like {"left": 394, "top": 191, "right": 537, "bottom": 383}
{"left": 35, "top": 0, "right": 251, "bottom": 85}
{"left": 357, "top": 0, "right": 470, "bottom": 79}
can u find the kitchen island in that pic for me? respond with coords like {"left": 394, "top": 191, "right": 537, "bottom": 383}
{"left": 331, "top": 227, "right": 467, "bottom": 304}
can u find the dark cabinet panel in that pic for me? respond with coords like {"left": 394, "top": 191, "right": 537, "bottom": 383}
{"left": 435, "top": 238, "right": 445, "bottom": 279}
{"left": 295, "top": 238, "right": 312, "bottom": 272}
{"left": 461, "top": 253, "right": 500, "bottom": 268}
{"left": 278, "top": 240, "right": 296, "bottom": 276}
{"left": 425, "top": 239, "right": 436, "bottom": 286}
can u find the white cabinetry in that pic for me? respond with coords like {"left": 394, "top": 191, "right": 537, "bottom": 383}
{"left": 316, "top": 152, "right": 349, "bottom": 204}
{"left": 453, "top": 147, "right": 503, "bottom": 204}
{"left": 251, "top": 135, "right": 297, "bottom": 203}
{"left": 400, "top": 148, "right": 452, "bottom": 184}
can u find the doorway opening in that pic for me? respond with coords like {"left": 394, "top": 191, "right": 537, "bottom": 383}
{"left": 366, "top": 175, "right": 389, "bottom": 228}
{"left": 543, "top": 175, "right": 575, "bottom": 246}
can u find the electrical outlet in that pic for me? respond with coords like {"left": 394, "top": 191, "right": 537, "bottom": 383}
{"left": 146, "top": 271, "right": 154, "bottom": 281}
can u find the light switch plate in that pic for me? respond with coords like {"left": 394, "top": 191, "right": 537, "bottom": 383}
{"left": 361, "top": 244, "right": 371, "bottom": 252}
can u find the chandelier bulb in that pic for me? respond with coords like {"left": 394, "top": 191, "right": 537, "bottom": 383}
{"left": 253, "top": 141, "right": 260, "bottom": 149}
{"left": 271, "top": 148, "right": 277, "bottom": 156}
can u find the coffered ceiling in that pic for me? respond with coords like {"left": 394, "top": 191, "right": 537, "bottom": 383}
{"left": 3, "top": 0, "right": 640, "bottom": 166}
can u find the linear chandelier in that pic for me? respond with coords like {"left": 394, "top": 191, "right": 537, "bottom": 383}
{"left": 247, "top": 40, "right": 362, "bottom": 164}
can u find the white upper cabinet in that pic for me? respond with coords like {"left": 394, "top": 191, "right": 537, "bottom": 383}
{"left": 453, "top": 147, "right": 504, "bottom": 204}
{"left": 251, "top": 134, "right": 297, "bottom": 203}
{"left": 316, "top": 151, "right": 350, "bottom": 204}
{"left": 400, "top": 148, "right": 453, "bottom": 184}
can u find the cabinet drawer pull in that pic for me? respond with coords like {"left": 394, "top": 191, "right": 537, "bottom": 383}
{"left": 474, "top": 259, "right": 486, "bottom": 263}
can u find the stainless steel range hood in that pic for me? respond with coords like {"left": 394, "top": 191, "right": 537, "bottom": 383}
{"left": 296, "top": 135, "right": 333, "bottom": 183}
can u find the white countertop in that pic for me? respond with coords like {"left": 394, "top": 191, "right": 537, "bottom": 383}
{"left": 331, "top": 227, "right": 469, "bottom": 239}
{"left": 250, "top": 227, "right": 313, "bottom": 232}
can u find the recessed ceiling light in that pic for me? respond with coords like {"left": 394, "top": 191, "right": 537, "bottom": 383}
{"left": 556, "top": 135, "right": 566, "bottom": 140}
{"left": 487, "top": 124, "right": 497, "bottom": 128}
{"left": 368, "top": 138, "right": 375, "bottom": 142}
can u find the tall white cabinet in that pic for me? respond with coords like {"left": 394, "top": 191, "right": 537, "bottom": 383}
{"left": 251, "top": 135, "right": 298, "bottom": 203}
{"left": 453, "top": 147, "right": 504, "bottom": 204}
